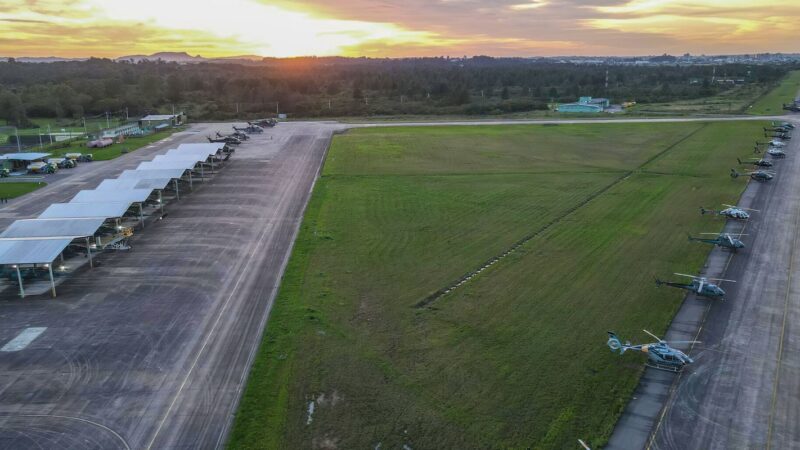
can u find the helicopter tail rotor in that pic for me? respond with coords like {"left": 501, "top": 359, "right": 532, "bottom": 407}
{"left": 607, "top": 331, "right": 624, "bottom": 353}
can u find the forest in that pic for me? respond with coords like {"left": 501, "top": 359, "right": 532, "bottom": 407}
{"left": 0, "top": 56, "right": 793, "bottom": 125}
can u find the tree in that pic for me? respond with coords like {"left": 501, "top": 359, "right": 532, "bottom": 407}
{"left": 165, "top": 73, "right": 183, "bottom": 102}
{"left": 0, "top": 89, "right": 26, "bottom": 126}
{"left": 501, "top": 86, "right": 510, "bottom": 100}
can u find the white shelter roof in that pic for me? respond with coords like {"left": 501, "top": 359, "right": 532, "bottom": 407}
{"left": 137, "top": 160, "right": 197, "bottom": 171}
{"left": 39, "top": 202, "right": 132, "bottom": 219}
{"left": 0, "top": 218, "right": 106, "bottom": 239}
{"left": 0, "top": 238, "right": 73, "bottom": 265}
{"left": 0, "top": 152, "right": 51, "bottom": 161}
{"left": 97, "top": 178, "right": 172, "bottom": 191}
{"left": 118, "top": 168, "right": 187, "bottom": 180}
{"left": 71, "top": 189, "right": 152, "bottom": 204}
{"left": 152, "top": 154, "right": 206, "bottom": 165}
{"left": 141, "top": 114, "right": 178, "bottom": 121}
{"left": 175, "top": 143, "right": 223, "bottom": 156}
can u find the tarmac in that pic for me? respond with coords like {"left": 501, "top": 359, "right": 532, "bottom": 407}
{"left": 607, "top": 119, "right": 800, "bottom": 449}
{"left": 0, "top": 122, "right": 343, "bottom": 448}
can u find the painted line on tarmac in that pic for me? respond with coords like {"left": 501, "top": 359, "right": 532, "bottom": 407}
{"left": 1, "top": 327, "right": 47, "bottom": 352}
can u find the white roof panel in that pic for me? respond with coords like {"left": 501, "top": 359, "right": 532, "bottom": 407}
{"left": 152, "top": 154, "right": 205, "bottom": 164}
{"left": 0, "top": 152, "right": 51, "bottom": 161}
{"left": 137, "top": 160, "right": 197, "bottom": 171}
{"left": 141, "top": 114, "right": 177, "bottom": 121}
{"left": 97, "top": 178, "right": 171, "bottom": 191}
{"left": 118, "top": 169, "right": 186, "bottom": 180}
{"left": 176, "top": 143, "right": 223, "bottom": 155}
{"left": 71, "top": 189, "right": 152, "bottom": 204}
{"left": 39, "top": 202, "right": 132, "bottom": 219}
{"left": 0, "top": 238, "right": 73, "bottom": 265}
{"left": 1, "top": 218, "right": 106, "bottom": 239}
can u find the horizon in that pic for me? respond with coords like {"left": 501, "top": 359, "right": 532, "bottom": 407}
{"left": 2, "top": 0, "right": 799, "bottom": 59}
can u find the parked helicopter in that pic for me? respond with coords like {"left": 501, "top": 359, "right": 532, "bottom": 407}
{"left": 607, "top": 330, "right": 700, "bottom": 372}
{"left": 768, "top": 139, "right": 787, "bottom": 147}
{"left": 774, "top": 121, "right": 796, "bottom": 130}
{"left": 249, "top": 118, "right": 277, "bottom": 128}
{"left": 700, "top": 204, "right": 757, "bottom": 220}
{"left": 731, "top": 168, "right": 774, "bottom": 182}
{"left": 688, "top": 232, "right": 745, "bottom": 251}
{"left": 768, "top": 147, "right": 787, "bottom": 158}
{"left": 783, "top": 103, "right": 800, "bottom": 112}
{"left": 737, "top": 157, "right": 773, "bottom": 168}
{"left": 207, "top": 135, "right": 241, "bottom": 145}
{"left": 218, "top": 131, "right": 249, "bottom": 141}
{"left": 233, "top": 124, "right": 263, "bottom": 134}
{"left": 655, "top": 273, "right": 734, "bottom": 298}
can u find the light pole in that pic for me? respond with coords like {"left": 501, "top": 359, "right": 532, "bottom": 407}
{"left": 14, "top": 126, "right": 20, "bottom": 152}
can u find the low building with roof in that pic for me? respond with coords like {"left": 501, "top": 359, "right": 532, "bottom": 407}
{"left": 557, "top": 96, "right": 611, "bottom": 113}
{"left": 138, "top": 113, "right": 185, "bottom": 131}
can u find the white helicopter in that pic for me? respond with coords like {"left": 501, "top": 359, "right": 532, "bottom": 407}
{"left": 701, "top": 204, "right": 758, "bottom": 220}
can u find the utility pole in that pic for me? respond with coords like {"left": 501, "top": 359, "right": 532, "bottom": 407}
{"left": 105, "top": 111, "right": 110, "bottom": 129}
{"left": 47, "top": 124, "right": 53, "bottom": 145}
{"left": 276, "top": 102, "right": 279, "bottom": 115}
{"left": 82, "top": 117, "right": 87, "bottom": 136}
{"left": 236, "top": 102, "right": 239, "bottom": 114}
{"left": 125, "top": 107, "right": 129, "bottom": 121}
{"left": 15, "top": 127, "right": 21, "bottom": 152}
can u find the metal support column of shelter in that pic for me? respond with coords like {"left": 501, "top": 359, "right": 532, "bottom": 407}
{"left": 174, "top": 179, "right": 180, "bottom": 199}
{"left": 188, "top": 171, "right": 193, "bottom": 189}
{"left": 159, "top": 190, "right": 164, "bottom": 215}
{"left": 139, "top": 203, "right": 145, "bottom": 228}
{"left": 86, "top": 236, "right": 93, "bottom": 268}
{"left": 15, "top": 266, "right": 24, "bottom": 298}
{"left": 47, "top": 263, "right": 55, "bottom": 298}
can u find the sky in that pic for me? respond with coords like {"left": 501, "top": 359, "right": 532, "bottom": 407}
{"left": 1, "top": 0, "right": 799, "bottom": 58}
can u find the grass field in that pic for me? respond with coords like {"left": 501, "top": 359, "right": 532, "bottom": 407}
{"left": 229, "top": 121, "right": 763, "bottom": 449}
{"left": 628, "top": 84, "right": 770, "bottom": 115}
{"left": 749, "top": 70, "right": 800, "bottom": 115}
{"left": 0, "top": 182, "right": 44, "bottom": 199}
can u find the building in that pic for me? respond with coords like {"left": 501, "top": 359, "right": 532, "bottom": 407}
{"left": 138, "top": 113, "right": 185, "bottom": 131}
{"left": 557, "top": 96, "right": 610, "bottom": 113}
{"left": 101, "top": 123, "right": 143, "bottom": 139}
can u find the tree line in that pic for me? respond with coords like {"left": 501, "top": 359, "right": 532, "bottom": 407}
{"left": 0, "top": 56, "right": 792, "bottom": 126}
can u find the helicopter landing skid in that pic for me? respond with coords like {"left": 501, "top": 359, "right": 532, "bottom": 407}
{"left": 646, "top": 362, "right": 682, "bottom": 373}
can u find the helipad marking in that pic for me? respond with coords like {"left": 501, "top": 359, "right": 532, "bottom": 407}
{"left": 1, "top": 327, "right": 47, "bottom": 352}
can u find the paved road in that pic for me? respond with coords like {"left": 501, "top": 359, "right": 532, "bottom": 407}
{"left": 645, "top": 124, "right": 800, "bottom": 449}
{"left": 0, "top": 122, "right": 342, "bottom": 448}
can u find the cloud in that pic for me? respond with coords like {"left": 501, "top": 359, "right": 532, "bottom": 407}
{"left": 1, "top": 0, "right": 799, "bottom": 57}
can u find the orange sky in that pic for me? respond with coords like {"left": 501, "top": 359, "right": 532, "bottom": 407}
{"left": 1, "top": 0, "right": 799, "bottom": 58}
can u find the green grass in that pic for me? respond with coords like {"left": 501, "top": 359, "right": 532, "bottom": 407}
{"left": 628, "top": 84, "right": 770, "bottom": 115}
{"left": 229, "top": 121, "right": 764, "bottom": 449}
{"left": 749, "top": 70, "right": 800, "bottom": 115}
{"left": 0, "top": 182, "right": 44, "bottom": 199}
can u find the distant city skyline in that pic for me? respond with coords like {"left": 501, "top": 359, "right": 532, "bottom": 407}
{"left": 2, "top": 0, "right": 799, "bottom": 58}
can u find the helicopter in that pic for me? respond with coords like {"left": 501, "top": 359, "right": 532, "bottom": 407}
{"left": 207, "top": 135, "right": 241, "bottom": 145}
{"left": 737, "top": 157, "right": 773, "bottom": 168}
{"left": 218, "top": 131, "right": 249, "bottom": 141}
{"left": 249, "top": 118, "right": 277, "bottom": 128}
{"left": 233, "top": 124, "right": 263, "bottom": 134}
{"left": 774, "top": 121, "right": 796, "bottom": 130}
{"left": 730, "top": 168, "right": 774, "bottom": 182}
{"left": 768, "top": 139, "right": 787, "bottom": 147}
{"left": 783, "top": 103, "right": 800, "bottom": 112}
{"left": 655, "top": 273, "right": 734, "bottom": 298}
{"left": 700, "top": 204, "right": 757, "bottom": 220}
{"left": 768, "top": 147, "right": 787, "bottom": 158}
{"left": 688, "top": 232, "right": 745, "bottom": 251}
{"left": 764, "top": 126, "right": 792, "bottom": 134}
{"left": 607, "top": 330, "right": 700, "bottom": 372}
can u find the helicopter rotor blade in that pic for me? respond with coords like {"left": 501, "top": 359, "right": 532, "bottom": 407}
{"left": 642, "top": 329, "right": 663, "bottom": 342}
{"left": 704, "top": 277, "right": 737, "bottom": 283}
{"left": 723, "top": 204, "right": 760, "bottom": 211}
{"left": 674, "top": 273, "right": 698, "bottom": 279}
{"left": 665, "top": 340, "right": 702, "bottom": 345}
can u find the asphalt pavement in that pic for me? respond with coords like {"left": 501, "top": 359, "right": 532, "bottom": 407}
{"left": 608, "top": 119, "right": 800, "bottom": 449}
{"left": 0, "top": 122, "right": 343, "bottom": 449}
